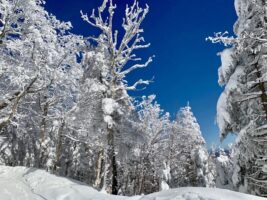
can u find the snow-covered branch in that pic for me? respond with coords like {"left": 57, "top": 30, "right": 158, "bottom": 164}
{"left": 206, "top": 32, "right": 236, "bottom": 46}
{"left": 120, "top": 56, "right": 153, "bottom": 77}
{"left": 81, "top": 0, "right": 152, "bottom": 87}
{"left": 0, "top": 75, "right": 38, "bottom": 131}
{"left": 126, "top": 79, "right": 151, "bottom": 91}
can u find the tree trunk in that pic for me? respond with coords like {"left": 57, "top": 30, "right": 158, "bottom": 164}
{"left": 53, "top": 120, "right": 65, "bottom": 173}
{"left": 254, "top": 61, "right": 267, "bottom": 122}
{"left": 107, "top": 127, "right": 118, "bottom": 195}
{"left": 94, "top": 148, "right": 104, "bottom": 189}
{"left": 40, "top": 100, "right": 49, "bottom": 144}
{"left": 39, "top": 96, "right": 49, "bottom": 168}
{"left": 0, "top": 76, "right": 38, "bottom": 132}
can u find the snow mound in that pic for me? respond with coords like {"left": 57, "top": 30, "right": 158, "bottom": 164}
{"left": 0, "top": 166, "right": 127, "bottom": 200}
{"left": 140, "top": 187, "right": 264, "bottom": 200}
{"left": 0, "top": 166, "right": 265, "bottom": 200}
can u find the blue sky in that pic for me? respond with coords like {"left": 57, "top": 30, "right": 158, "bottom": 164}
{"left": 45, "top": 0, "right": 237, "bottom": 147}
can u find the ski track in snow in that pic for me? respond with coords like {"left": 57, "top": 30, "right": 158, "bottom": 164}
{"left": 0, "top": 166, "right": 265, "bottom": 200}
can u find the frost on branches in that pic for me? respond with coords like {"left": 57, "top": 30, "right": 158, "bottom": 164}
{"left": 209, "top": 0, "right": 267, "bottom": 196}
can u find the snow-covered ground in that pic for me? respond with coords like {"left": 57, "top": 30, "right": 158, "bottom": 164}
{"left": 0, "top": 166, "right": 265, "bottom": 200}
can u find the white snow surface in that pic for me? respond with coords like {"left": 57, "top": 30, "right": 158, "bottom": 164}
{"left": 218, "top": 48, "right": 235, "bottom": 86}
{"left": 102, "top": 98, "right": 119, "bottom": 115}
{"left": 0, "top": 166, "right": 265, "bottom": 200}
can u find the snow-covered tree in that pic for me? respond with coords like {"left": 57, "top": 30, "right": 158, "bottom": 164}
{"left": 67, "top": 0, "right": 153, "bottom": 194}
{"left": 0, "top": 0, "right": 79, "bottom": 129}
{"left": 0, "top": 0, "right": 221, "bottom": 196}
{"left": 131, "top": 95, "right": 171, "bottom": 195}
{"left": 214, "top": 148, "right": 234, "bottom": 189}
{"left": 0, "top": 0, "right": 83, "bottom": 170}
{"left": 209, "top": 0, "right": 267, "bottom": 196}
{"left": 169, "top": 104, "right": 213, "bottom": 187}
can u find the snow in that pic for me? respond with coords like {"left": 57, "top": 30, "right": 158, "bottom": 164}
{"left": 0, "top": 166, "right": 265, "bottom": 200}
{"left": 218, "top": 48, "right": 235, "bottom": 86}
{"left": 103, "top": 115, "right": 114, "bottom": 127}
{"left": 102, "top": 98, "right": 120, "bottom": 127}
{"left": 234, "top": 0, "right": 242, "bottom": 17}
{"left": 102, "top": 98, "right": 119, "bottom": 115}
{"left": 196, "top": 148, "right": 207, "bottom": 164}
{"left": 141, "top": 187, "right": 264, "bottom": 200}
{"left": 215, "top": 154, "right": 233, "bottom": 189}
{"left": 160, "top": 181, "right": 170, "bottom": 191}
{"left": 89, "top": 81, "right": 106, "bottom": 93}
{"left": 262, "top": 163, "right": 267, "bottom": 173}
{"left": 0, "top": 166, "right": 128, "bottom": 200}
{"left": 216, "top": 65, "right": 245, "bottom": 138}
{"left": 162, "top": 163, "right": 171, "bottom": 185}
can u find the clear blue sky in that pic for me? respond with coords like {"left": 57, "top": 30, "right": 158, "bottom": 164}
{"left": 45, "top": 0, "right": 237, "bottom": 147}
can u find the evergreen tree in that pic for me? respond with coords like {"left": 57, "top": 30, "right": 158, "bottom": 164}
{"left": 209, "top": 0, "right": 267, "bottom": 196}
{"left": 133, "top": 95, "right": 171, "bottom": 195}
{"left": 169, "top": 104, "right": 214, "bottom": 187}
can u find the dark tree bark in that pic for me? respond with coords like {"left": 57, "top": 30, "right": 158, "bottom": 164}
{"left": 107, "top": 127, "right": 118, "bottom": 195}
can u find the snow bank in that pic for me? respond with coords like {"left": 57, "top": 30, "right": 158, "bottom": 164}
{"left": 0, "top": 166, "right": 265, "bottom": 200}
{"left": 0, "top": 166, "right": 128, "bottom": 200}
{"left": 141, "top": 187, "right": 265, "bottom": 200}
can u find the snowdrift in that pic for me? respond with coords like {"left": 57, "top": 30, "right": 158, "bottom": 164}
{"left": 0, "top": 166, "right": 264, "bottom": 200}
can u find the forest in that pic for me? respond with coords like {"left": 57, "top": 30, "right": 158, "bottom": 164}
{"left": 0, "top": 0, "right": 267, "bottom": 199}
